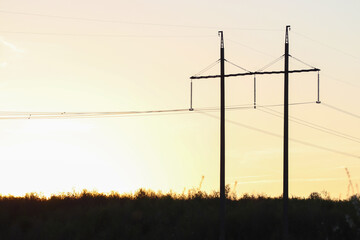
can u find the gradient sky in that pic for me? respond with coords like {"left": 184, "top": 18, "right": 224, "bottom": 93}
{"left": 0, "top": 0, "right": 359, "bottom": 198}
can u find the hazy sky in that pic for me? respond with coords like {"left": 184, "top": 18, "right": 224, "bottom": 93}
{"left": 0, "top": 0, "right": 359, "bottom": 198}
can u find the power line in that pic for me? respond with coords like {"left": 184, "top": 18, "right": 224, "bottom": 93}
{"left": 322, "top": 103, "right": 360, "bottom": 120}
{"left": 0, "top": 108, "right": 191, "bottom": 120}
{"left": 0, "top": 102, "right": 315, "bottom": 120}
{"left": 226, "top": 38, "right": 276, "bottom": 58}
{"left": 292, "top": 31, "right": 359, "bottom": 61}
{"left": 0, "top": 30, "right": 216, "bottom": 38}
{"left": 257, "top": 107, "right": 360, "bottom": 144}
{"left": 225, "top": 59, "right": 251, "bottom": 73}
{"left": 289, "top": 55, "right": 318, "bottom": 69}
{"left": 256, "top": 55, "right": 284, "bottom": 72}
{"left": 200, "top": 111, "right": 360, "bottom": 159}
{"left": 191, "top": 102, "right": 314, "bottom": 113}
{"left": 290, "top": 32, "right": 360, "bottom": 88}
{"left": 0, "top": 10, "right": 282, "bottom": 31}
{"left": 262, "top": 106, "right": 360, "bottom": 141}
{"left": 322, "top": 73, "right": 360, "bottom": 88}
{"left": 193, "top": 60, "right": 220, "bottom": 77}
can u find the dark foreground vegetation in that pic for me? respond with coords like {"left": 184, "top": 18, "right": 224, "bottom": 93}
{"left": 0, "top": 189, "right": 360, "bottom": 240}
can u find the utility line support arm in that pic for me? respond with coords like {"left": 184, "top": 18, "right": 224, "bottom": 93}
{"left": 190, "top": 68, "right": 320, "bottom": 80}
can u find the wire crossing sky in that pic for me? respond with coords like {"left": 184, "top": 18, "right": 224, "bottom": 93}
{"left": 0, "top": 0, "right": 359, "bottom": 198}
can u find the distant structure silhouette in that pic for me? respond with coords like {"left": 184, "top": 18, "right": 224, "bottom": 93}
{"left": 345, "top": 168, "right": 355, "bottom": 197}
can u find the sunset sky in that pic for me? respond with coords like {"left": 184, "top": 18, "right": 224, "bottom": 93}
{"left": 0, "top": 0, "right": 359, "bottom": 198}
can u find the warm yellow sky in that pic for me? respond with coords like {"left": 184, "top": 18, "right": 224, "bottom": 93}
{"left": 0, "top": 0, "right": 359, "bottom": 198}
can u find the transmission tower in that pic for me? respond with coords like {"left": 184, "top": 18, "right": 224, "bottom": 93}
{"left": 190, "top": 26, "right": 320, "bottom": 240}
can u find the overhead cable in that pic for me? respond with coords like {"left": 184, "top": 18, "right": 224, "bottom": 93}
{"left": 0, "top": 102, "right": 315, "bottom": 120}
{"left": 289, "top": 55, "right": 317, "bottom": 69}
{"left": 256, "top": 55, "right": 284, "bottom": 72}
{"left": 0, "top": 31, "right": 215, "bottom": 38}
{"left": 322, "top": 103, "right": 360, "bottom": 120}
{"left": 0, "top": 10, "right": 283, "bottom": 31}
{"left": 225, "top": 59, "right": 251, "bottom": 73}
{"left": 193, "top": 60, "right": 220, "bottom": 77}
{"left": 257, "top": 107, "right": 360, "bottom": 144}
{"left": 200, "top": 111, "right": 360, "bottom": 159}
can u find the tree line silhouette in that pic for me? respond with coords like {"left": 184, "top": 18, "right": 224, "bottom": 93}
{"left": 0, "top": 188, "right": 359, "bottom": 240}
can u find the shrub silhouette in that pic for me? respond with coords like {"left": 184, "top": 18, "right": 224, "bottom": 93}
{"left": 0, "top": 190, "right": 359, "bottom": 240}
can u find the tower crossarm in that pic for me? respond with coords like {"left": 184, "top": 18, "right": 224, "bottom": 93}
{"left": 190, "top": 68, "right": 320, "bottom": 80}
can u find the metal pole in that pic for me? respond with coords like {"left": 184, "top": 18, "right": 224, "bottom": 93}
{"left": 254, "top": 75, "right": 257, "bottom": 109}
{"left": 219, "top": 30, "right": 226, "bottom": 240}
{"left": 316, "top": 71, "right": 321, "bottom": 104}
{"left": 190, "top": 80, "right": 194, "bottom": 111}
{"left": 283, "top": 25, "right": 290, "bottom": 240}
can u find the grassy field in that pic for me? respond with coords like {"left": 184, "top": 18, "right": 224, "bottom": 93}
{"left": 0, "top": 189, "right": 359, "bottom": 240}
